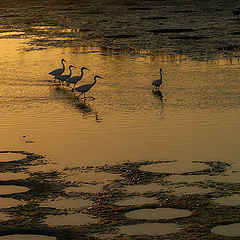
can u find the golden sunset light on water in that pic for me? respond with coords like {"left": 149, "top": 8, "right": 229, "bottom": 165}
{"left": 0, "top": 0, "right": 239, "bottom": 239}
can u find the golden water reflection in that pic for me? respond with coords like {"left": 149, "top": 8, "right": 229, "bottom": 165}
{"left": 0, "top": 38, "right": 239, "bottom": 171}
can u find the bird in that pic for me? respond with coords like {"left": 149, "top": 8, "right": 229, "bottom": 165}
{"left": 152, "top": 68, "right": 163, "bottom": 90}
{"left": 66, "top": 66, "right": 90, "bottom": 91}
{"left": 54, "top": 65, "right": 76, "bottom": 84}
{"left": 48, "top": 59, "right": 66, "bottom": 78}
{"left": 75, "top": 75, "right": 103, "bottom": 99}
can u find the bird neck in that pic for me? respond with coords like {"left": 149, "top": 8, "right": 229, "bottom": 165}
{"left": 62, "top": 61, "right": 65, "bottom": 71}
{"left": 80, "top": 68, "right": 84, "bottom": 78}
{"left": 160, "top": 71, "right": 162, "bottom": 79}
{"left": 92, "top": 76, "right": 97, "bottom": 86}
{"left": 68, "top": 67, "right": 73, "bottom": 77}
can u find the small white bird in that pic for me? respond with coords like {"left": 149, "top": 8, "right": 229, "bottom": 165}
{"left": 75, "top": 75, "right": 103, "bottom": 99}
{"left": 54, "top": 65, "right": 76, "bottom": 84}
{"left": 49, "top": 59, "right": 66, "bottom": 77}
{"left": 67, "top": 66, "right": 90, "bottom": 91}
{"left": 152, "top": 68, "right": 163, "bottom": 90}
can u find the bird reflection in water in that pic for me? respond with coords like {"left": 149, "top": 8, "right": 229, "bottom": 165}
{"left": 152, "top": 89, "right": 163, "bottom": 102}
{"left": 52, "top": 85, "right": 102, "bottom": 122}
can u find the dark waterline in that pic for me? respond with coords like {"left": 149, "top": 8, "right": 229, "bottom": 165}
{"left": 0, "top": 0, "right": 239, "bottom": 60}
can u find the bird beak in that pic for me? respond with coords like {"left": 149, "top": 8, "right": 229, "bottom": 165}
{"left": 86, "top": 68, "right": 90, "bottom": 71}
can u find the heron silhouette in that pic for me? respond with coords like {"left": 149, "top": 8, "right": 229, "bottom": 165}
{"left": 152, "top": 68, "right": 163, "bottom": 90}
{"left": 67, "top": 66, "right": 90, "bottom": 91}
{"left": 49, "top": 59, "right": 66, "bottom": 78}
{"left": 75, "top": 75, "right": 103, "bottom": 100}
{"left": 54, "top": 65, "right": 76, "bottom": 84}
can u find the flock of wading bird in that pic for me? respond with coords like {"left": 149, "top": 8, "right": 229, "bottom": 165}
{"left": 49, "top": 59, "right": 163, "bottom": 100}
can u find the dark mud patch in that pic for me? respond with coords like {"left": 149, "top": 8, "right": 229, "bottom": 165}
{"left": 127, "top": 7, "right": 152, "bottom": 11}
{"left": 104, "top": 34, "right": 136, "bottom": 39}
{"left": 148, "top": 28, "right": 196, "bottom": 34}
{"left": 141, "top": 17, "right": 168, "bottom": 20}
{"left": 0, "top": 152, "right": 239, "bottom": 239}
{"left": 170, "top": 36, "right": 209, "bottom": 40}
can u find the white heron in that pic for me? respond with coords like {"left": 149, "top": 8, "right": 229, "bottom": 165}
{"left": 66, "top": 66, "right": 90, "bottom": 91}
{"left": 152, "top": 68, "right": 163, "bottom": 90}
{"left": 54, "top": 65, "right": 76, "bottom": 84}
{"left": 75, "top": 75, "right": 103, "bottom": 99}
{"left": 48, "top": 59, "right": 66, "bottom": 77}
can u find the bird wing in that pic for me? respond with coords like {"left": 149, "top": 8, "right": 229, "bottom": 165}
{"left": 67, "top": 76, "right": 80, "bottom": 84}
{"left": 75, "top": 84, "right": 92, "bottom": 92}
{"left": 152, "top": 79, "right": 160, "bottom": 86}
{"left": 49, "top": 68, "right": 63, "bottom": 76}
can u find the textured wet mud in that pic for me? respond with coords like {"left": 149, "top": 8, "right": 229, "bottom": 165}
{"left": 0, "top": 151, "right": 239, "bottom": 239}
{"left": 0, "top": 0, "right": 239, "bottom": 59}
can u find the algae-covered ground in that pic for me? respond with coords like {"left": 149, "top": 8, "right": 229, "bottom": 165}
{"left": 0, "top": 151, "right": 239, "bottom": 239}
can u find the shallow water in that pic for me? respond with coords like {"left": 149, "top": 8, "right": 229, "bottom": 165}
{"left": 44, "top": 213, "right": 98, "bottom": 226}
{"left": 211, "top": 223, "right": 240, "bottom": 237}
{"left": 118, "top": 223, "right": 181, "bottom": 236}
{"left": 0, "top": 38, "right": 239, "bottom": 171}
{"left": 0, "top": 185, "right": 29, "bottom": 195}
{"left": 125, "top": 207, "right": 192, "bottom": 220}
{"left": 0, "top": 235, "right": 56, "bottom": 240}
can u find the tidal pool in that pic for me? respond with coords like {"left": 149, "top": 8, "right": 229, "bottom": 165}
{"left": 40, "top": 197, "right": 92, "bottom": 209}
{"left": 0, "top": 185, "right": 29, "bottom": 195}
{"left": 125, "top": 208, "right": 192, "bottom": 220}
{"left": 140, "top": 161, "right": 208, "bottom": 174}
{"left": 126, "top": 183, "right": 169, "bottom": 194}
{"left": 115, "top": 196, "right": 158, "bottom": 206}
{"left": 0, "top": 153, "right": 25, "bottom": 163}
{"left": 213, "top": 194, "right": 240, "bottom": 206}
{"left": 212, "top": 223, "right": 240, "bottom": 237}
{"left": 0, "top": 197, "right": 25, "bottom": 208}
{"left": 0, "top": 213, "right": 10, "bottom": 221}
{"left": 65, "top": 171, "right": 122, "bottom": 183}
{"left": 65, "top": 184, "right": 104, "bottom": 194}
{"left": 0, "top": 172, "right": 28, "bottom": 181}
{"left": 0, "top": 235, "right": 56, "bottom": 240}
{"left": 169, "top": 186, "right": 212, "bottom": 195}
{"left": 118, "top": 223, "right": 181, "bottom": 236}
{"left": 166, "top": 174, "right": 210, "bottom": 183}
{"left": 44, "top": 213, "right": 98, "bottom": 226}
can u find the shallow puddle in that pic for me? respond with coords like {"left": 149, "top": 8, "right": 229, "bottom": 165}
{"left": 115, "top": 196, "right": 158, "bottom": 206}
{"left": 0, "top": 172, "right": 28, "bottom": 181}
{"left": 0, "top": 197, "right": 25, "bottom": 208}
{"left": 27, "top": 164, "right": 61, "bottom": 173}
{"left": 213, "top": 194, "right": 240, "bottom": 206}
{"left": 65, "top": 184, "right": 104, "bottom": 194}
{"left": 126, "top": 208, "right": 192, "bottom": 220}
{"left": 118, "top": 223, "right": 181, "bottom": 236}
{"left": 126, "top": 183, "right": 169, "bottom": 194}
{"left": 0, "top": 153, "right": 25, "bottom": 162}
{"left": 65, "top": 171, "right": 122, "bottom": 183}
{"left": 44, "top": 213, "right": 98, "bottom": 226}
{"left": 211, "top": 223, "right": 240, "bottom": 237}
{"left": 0, "top": 213, "right": 10, "bottom": 221}
{"left": 0, "top": 234, "right": 56, "bottom": 240}
{"left": 166, "top": 174, "right": 210, "bottom": 183}
{"left": 0, "top": 185, "right": 29, "bottom": 195}
{"left": 140, "top": 162, "right": 208, "bottom": 174}
{"left": 40, "top": 197, "right": 92, "bottom": 209}
{"left": 169, "top": 186, "right": 212, "bottom": 195}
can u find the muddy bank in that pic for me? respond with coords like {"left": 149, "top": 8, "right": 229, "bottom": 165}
{"left": 0, "top": 151, "right": 239, "bottom": 239}
{"left": 0, "top": 0, "right": 239, "bottom": 60}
